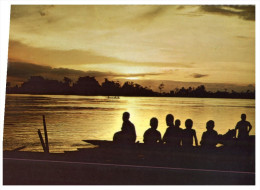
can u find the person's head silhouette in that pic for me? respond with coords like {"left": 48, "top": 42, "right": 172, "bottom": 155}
{"left": 241, "top": 113, "right": 246, "bottom": 121}
{"left": 122, "top": 112, "right": 130, "bottom": 122}
{"left": 185, "top": 119, "right": 193, "bottom": 129}
{"left": 150, "top": 117, "right": 158, "bottom": 130}
{"left": 175, "top": 119, "right": 181, "bottom": 128}
{"left": 206, "top": 120, "right": 215, "bottom": 131}
{"left": 166, "top": 114, "right": 174, "bottom": 126}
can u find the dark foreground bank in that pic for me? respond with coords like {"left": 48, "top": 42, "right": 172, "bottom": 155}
{"left": 3, "top": 142, "right": 255, "bottom": 185}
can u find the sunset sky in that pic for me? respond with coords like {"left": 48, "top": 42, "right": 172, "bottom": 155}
{"left": 7, "top": 5, "right": 255, "bottom": 91}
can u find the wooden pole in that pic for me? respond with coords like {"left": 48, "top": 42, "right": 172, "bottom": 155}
{"left": 11, "top": 146, "right": 26, "bottom": 152}
{"left": 43, "top": 115, "right": 49, "bottom": 153}
{"left": 38, "top": 129, "right": 46, "bottom": 152}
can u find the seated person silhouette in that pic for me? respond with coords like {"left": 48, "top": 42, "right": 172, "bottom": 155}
{"left": 235, "top": 113, "right": 252, "bottom": 140}
{"left": 113, "top": 112, "right": 136, "bottom": 144}
{"left": 163, "top": 114, "right": 174, "bottom": 142}
{"left": 113, "top": 125, "right": 128, "bottom": 144}
{"left": 175, "top": 119, "right": 181, "bottom": 128}
{"left": 182, "top": 119, "right": 198, "bottom": 148}
{"left": 143, "top": 117, "right": 161, "bottom": 144}
{"left": 174, "top": 119, "right": 183, "bottom": 146}
{"left": 200, "top": 120, "right": 219, "bottom": 148}
{"left": 163, "top": 114, "right": 182, "bottom": 147}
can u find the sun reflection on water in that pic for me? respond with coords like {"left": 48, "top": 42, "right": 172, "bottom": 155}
{"left": 3, "top": 95, "right": 255, "bottom": 152}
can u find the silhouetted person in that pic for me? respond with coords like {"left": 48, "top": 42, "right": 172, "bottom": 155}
{"left": 200, "top": 120, "right": 219, "bottom": 148}
{"left": 175, "top": 119, "right": 181, "bottom": 128}
{"left": 174, "top": 119, "right": 183, "bottom": 146}
{"left": 122, "top": 112, "right": 136, "bottom": 143}
{"left": 235, "top": 114, "right": 252, "bottom": 140}
{"left": 163, "top": 114, "right": 182, "bottom": 147}
{"left": 113, "top": 112, "right": 136, "bottom": 144}
{"left": 143, "top": 117, "right": 161, "bottom": 144}
{"left": 113, "top": 125, "right": 128, "bottom": 144}
{"left": 162, "top": 114, "right": 174, "bottom": 143}
{"left": 182, "top": 119, "right": 198, "bottom": 147}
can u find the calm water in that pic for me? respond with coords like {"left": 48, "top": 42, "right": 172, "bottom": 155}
{"left": 3, "top": 94, "right": 255, "bottom": 153}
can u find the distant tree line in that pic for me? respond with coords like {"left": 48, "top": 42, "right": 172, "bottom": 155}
{"left": 168, "top": 85, "right": 254, "bottom": 99}
{"left": 6, "top": 76, "right": 255, "bottom": 99}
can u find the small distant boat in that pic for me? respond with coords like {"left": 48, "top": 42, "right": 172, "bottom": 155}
{"left": 107, "top": 96, "right": 120, "bottom": 99}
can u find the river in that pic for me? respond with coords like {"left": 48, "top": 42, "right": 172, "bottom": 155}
{"left": 3, "top": 94, "right": 255, "bottom": 152}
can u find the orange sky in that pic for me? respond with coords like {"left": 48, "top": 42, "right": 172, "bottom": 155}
{"left": 7, "top": 5, "right": 255, "bottom": 88}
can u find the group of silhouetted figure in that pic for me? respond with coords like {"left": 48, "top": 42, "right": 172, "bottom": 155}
{"left": 113, "top": 112, "right": 253, "bottom": 149}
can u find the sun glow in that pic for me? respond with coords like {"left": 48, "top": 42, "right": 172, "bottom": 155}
{"left": 7, "top": 5, "right": 255, "bottom": 87}
{"left": 125, "top": 77, "right": 139, "bottom": 80}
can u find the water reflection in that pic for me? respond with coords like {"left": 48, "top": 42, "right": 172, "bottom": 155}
{"left": 3, "top": 94, "right": 255, "bottom": 152}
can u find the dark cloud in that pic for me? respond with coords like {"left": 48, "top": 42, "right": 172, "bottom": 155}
{"left": 191, "top": 73, "right": 208, "bottom": 78}
{"left": 6, "top": 61, "right": 95, "bottom": 82}
{"left": 8, "top": 40, "right": 132, "bottom": 65}
{"left": 7, "top": 61, "right": 164, "bottom": 84}
{"left": 7, "top": 61, "right": 52, "bottom": 78}
{"left": 6, "top": 62, "right": 254, "bottom": 93}
{"left": 9, "top": 40, "right": 194, "bottom": 68}
{"left": 200, "top": 5, "right": 255, "bottom": 21}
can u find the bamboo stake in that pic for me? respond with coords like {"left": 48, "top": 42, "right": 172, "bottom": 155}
{"left": 38, "top": 129, "right": 46, "bottom": 152}
{"left": 43, "top": 115, "right": 49, "bottom": 153}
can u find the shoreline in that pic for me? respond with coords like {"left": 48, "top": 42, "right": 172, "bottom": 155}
{"left": 5, "top": 93, "right": 255, "bottom": 100}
